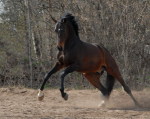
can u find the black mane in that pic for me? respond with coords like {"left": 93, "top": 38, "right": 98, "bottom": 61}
{"left": 61, "top": 13, "right": 79, "bottom": 36}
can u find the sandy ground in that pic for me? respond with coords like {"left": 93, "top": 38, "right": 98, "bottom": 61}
{"left": 0, "top": 87, "right": 150, "bottom": 119}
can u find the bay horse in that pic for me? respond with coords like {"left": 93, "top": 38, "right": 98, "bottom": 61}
{"left": 38, "top": 13, "right": 140, "bottom": 107}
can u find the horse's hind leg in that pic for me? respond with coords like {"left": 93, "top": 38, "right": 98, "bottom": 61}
{"left": 107, "top": 67, "right": 140, "bottom": 107}
{"left": 83, "top": 72, "right": 109, "bottom": 107}
{"left": 84, "top": 72, "right": 108, "bottom": 96}
{"left": 118, "top": 78, "right": 140, "bottom": 107}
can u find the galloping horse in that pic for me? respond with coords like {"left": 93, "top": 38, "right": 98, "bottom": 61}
{"left": 38, "top": 13, "right": 139, "bottom": 107}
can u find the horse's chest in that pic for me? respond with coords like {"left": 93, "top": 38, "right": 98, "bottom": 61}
{"left": 63, "top": 52, "right": 75, "bottom": 65}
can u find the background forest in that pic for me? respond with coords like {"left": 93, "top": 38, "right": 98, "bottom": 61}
{"left": 0, "top": 0, "right": 149, "bottom": 89}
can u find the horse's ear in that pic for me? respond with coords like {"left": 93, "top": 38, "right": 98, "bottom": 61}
{"left": 50, "top": 14, "right": 57, "bottom": 23}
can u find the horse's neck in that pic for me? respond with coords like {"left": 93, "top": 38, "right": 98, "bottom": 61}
{"left": 64, "top": 33, "right": 80, "bottom": 52}
{"left": 63, "top": 24, "right": 81, "bottom": 52}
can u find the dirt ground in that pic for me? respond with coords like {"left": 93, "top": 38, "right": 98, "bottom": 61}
{"left": 0, "top": 87, "right": 150, "bottom": 119}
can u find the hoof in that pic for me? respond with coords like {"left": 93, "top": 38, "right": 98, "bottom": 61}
{"left": 98, "top": 100, "right": 106, "bottom": 107}
{"left": 38, "top": 95, "right": 44, "bottom": 101}
{"left": 63, "top": 93, "right": 68, "bottom": 101}
{"left": 135, "top": 102, "right": 142, "bottom": 108}
{"left": 98, "top": 93, "right": 109, "bottom": 107}
{"left": 37, "top": 90, "right": 44, "bottom": 101}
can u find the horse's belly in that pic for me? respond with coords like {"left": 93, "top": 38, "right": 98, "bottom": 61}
{"left": 77, "top": 60, "right": 102, "bottom": 73}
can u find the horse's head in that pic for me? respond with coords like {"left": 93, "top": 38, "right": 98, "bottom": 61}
{"left": 54, "top": 18, "right": 69, "bottom": 47}
{"left": 54, "top": 13, "right": 79, "bottom": 48}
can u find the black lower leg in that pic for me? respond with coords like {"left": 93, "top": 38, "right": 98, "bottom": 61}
{"left": 106, "top": 74, "right": 115, "bottom": 96}
{"left": 99, "top": 84, "right": 109, "bottom": 97}
{"left": 40, "top": 63, "right": 63, "bottom": 91}
{"left": 59, "top": 65, "right": 77, "bottom": 99}
{"left": 123, "top": 84, "right": 131, "bottom": 94}
{"left": 40, "top": 72, "right": 52, "bottom": 91}
{"left": 122, "top": 83, "right": 140, "bottom": 106}
{"left": 60, "top": 73, "right": 66, "bottom": 98}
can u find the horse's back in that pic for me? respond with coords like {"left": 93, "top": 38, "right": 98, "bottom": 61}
{"left": 74, "top": 41, "right": 106, "bottom": 72}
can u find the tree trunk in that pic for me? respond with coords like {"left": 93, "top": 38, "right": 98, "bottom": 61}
{"left": 24, "top": 0, "right": 33, "bottom": 87}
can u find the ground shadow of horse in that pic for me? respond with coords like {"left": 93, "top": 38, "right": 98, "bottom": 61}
{"left": 109, "top": 98, "right": 150, "bottom": 111}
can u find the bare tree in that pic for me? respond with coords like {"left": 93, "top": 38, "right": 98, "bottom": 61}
{"left": 24, "top": 0, "right": 33, "bottom": 87}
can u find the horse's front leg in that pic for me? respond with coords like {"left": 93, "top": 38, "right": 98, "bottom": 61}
{"left": 59, "top": 65, "right": 78, "bottom": 100}
{"left": 38, "top": 62, "right": 63, "bottom": 101}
